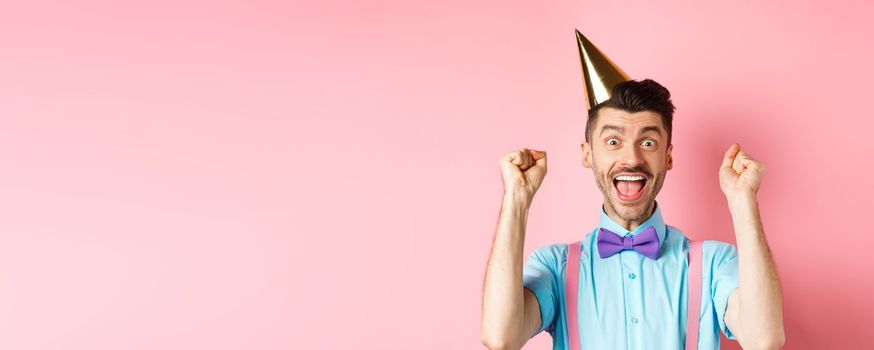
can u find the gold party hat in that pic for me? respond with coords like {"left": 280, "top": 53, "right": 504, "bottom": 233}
{"left": 575, "top": 30, "right": 631, "bottom": 109}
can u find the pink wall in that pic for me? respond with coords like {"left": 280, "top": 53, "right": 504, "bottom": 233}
{"left": 1, "top": 1, "right": 871, "bottom": 349}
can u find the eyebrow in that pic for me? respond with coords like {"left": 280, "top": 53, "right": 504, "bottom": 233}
{"left": 599, "top": 125, "right": 624, "bottom": 136}
{"left": 599, "top": 124, "right": 664, "bottom": 137}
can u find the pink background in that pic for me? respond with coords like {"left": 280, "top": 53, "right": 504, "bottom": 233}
{"left": 1, "top": 0, "right": 872, "bottom": 349}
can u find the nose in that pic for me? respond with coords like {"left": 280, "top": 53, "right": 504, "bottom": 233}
{"left": 618, "top": 143, "right": 645, "bottom": 169}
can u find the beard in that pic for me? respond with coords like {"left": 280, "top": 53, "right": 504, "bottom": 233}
{"left": 593, "top": 163, "right": 666, "bottom": 223}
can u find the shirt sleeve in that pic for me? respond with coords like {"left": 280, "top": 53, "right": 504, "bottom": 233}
{"left": 709, "top": 241, "right": 740, "bottom": 340}
{"left": 522, "top": 244, "right": 561, "bottom": 336}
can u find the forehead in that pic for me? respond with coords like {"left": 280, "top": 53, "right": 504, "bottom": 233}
{"left": 594, "top": 107, "right": 665, "bottom": 133}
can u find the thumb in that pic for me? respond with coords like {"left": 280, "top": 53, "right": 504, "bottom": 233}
{"left": 720, "top": 143, "right": 740, "bottom": 170}
{"left": 529, "top": 149, "right": 547, "bottom": 167}
{"left": 528, "top": 149, "right": 546, "bottom": 159}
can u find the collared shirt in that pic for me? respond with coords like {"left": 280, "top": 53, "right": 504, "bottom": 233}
{"left": 523, "top": 201, "right": 739, "bottom": 350}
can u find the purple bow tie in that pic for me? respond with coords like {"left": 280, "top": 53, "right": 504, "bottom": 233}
{"left": 597, "top": 226, "right": 660, "bottom": 260}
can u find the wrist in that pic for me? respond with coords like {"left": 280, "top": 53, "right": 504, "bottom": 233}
{"left": 502, "top": 192, "right": 532, "bottom": 212}
{"left": 726, "top": 191, "right": 758, "bottom": 213}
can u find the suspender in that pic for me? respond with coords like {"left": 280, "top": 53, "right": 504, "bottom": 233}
{"left": 686, "top": 240, "right": 703, "bottom": 350}
{"left": 564, "top": 240, "right": 703, "bottom": 350}
{"left": 565, "top": 242, "right": 583, "bottom": 350}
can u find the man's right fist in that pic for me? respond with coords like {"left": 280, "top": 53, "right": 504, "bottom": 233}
{"left": 499, "top": 148, "right": 547, "bottom": 205}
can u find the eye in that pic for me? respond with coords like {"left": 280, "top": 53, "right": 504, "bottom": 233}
{"left": 607, "top": 138, "right": 619, "bottom": 146}
{"left": 641, "top": 140, "right": 656, "bottom": 147}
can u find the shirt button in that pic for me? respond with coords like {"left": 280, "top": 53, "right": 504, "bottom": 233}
{"left": 628, "top": 273, "right": 636, "bottom": 279}
{"left": 631, "top": 317, "right": 639, "bottom": 324}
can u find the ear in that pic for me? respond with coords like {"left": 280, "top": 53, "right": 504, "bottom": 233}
{"left": 666, "top": 143, "right": 674, "bottom": 170}
{"left": 581, "top": 142, "right": 593, "bottom": 168}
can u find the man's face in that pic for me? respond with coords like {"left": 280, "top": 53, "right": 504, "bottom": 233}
{"left": 581, "top": 107, "right": 673, "bottom": 225}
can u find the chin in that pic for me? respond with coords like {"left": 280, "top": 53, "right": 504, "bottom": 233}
{"left": 615, "top": 206, "right": 647, "bottom": 221}
{"left": 609, "top": 193, "right": 653, "bottom": 221}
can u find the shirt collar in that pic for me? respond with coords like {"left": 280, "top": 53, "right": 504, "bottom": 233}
{"left": 598, "top": 200, "right": 667, "bottom": 246}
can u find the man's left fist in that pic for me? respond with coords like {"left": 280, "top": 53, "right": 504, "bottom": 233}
{"left": 719, "top": 143, "right": 766, "bottom": 201}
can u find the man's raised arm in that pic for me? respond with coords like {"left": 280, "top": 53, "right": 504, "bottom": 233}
{"left": 719, "top": 143, "right": 785, "bottom": 350}
{"left": 481, "top": 148, "right": 548, "bottom": 350}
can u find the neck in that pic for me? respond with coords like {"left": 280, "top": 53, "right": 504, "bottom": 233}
{"left": 603, "top": 200, "right": 656, "bottom": 231}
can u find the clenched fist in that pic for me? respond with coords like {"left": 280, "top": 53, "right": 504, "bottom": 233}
{"left": 719, "top": 143, "right": 766, "bottom": 202}
{"left": 499, "top": 148, "right": 547, "bottom": 206}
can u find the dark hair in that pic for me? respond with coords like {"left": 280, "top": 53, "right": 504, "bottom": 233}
{"left": 585, "top": 79, "right": 676, "bottom": 145}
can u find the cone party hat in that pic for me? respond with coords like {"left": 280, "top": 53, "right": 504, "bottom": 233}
{"left": 575, "top": 30, "right": 631, "bottom": 109}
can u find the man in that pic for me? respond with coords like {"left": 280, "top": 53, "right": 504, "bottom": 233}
{"left": 479, "top": 53, "right": 785, "bottom": 349}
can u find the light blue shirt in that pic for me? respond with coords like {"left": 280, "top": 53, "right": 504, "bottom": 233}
{"left": 523, "top": 201, "right": 739, "bottom": 350}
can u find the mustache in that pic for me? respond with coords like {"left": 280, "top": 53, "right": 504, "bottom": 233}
{"left": 611, "top": 167, "right": 652, "bottom": 179}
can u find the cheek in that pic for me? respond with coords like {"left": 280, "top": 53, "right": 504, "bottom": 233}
{"left": 591, "top": 152, "right": 612, "bottom": 168}
{"left": 647, "top": 154, "right": 668, "bottom": 169}
{"left": 591, "top": 156, "right": 608, "bottom": 174}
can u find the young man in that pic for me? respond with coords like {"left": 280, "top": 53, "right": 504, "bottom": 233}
{"left": 480, "top": 79, "right": 785, "bottom": 350}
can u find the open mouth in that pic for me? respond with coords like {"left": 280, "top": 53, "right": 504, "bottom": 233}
{"left": 612, "top": 174, "right": 647, "bottom": 202}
